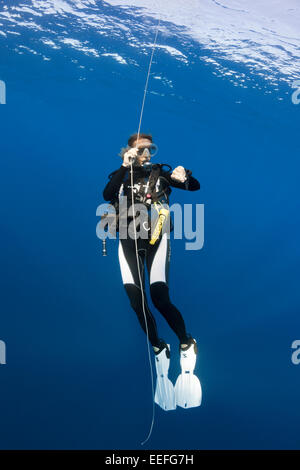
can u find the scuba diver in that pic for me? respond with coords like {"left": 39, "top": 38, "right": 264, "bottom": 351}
{"left": 102, "top": 133, "right": 202, "bottom": 410}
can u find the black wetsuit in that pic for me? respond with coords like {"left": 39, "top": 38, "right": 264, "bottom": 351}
{"left": 103, "top": 163, "right": 200, "bottom": 348}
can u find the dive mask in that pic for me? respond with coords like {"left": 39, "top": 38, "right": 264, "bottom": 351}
{"left": 136, "top": 143, "right": 158, "bottom": 157}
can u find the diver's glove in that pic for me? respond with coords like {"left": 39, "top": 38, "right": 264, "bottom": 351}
{"left": 171, "top": 166, "right": 187, "bottom": 183}
{"left": 122, "top": 148, "right": 139, "bottom": 167}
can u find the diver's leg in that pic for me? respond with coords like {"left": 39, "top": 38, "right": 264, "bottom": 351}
{"left": 147, "top": 233, "right": 190, "bottom": 346}
{"left": 118, "top": 238, "right": 160, "bottom": 347}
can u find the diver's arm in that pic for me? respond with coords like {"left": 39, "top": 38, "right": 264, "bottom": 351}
{"left": 103, "top": 165, "right": 128, "bottom": 201}
{"left": 161, "top": 168, "right": 200, "bottom": 191}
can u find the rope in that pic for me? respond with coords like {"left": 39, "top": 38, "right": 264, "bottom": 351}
{"left": 129, "top": 14, "right": 161, "bottom": 446}
{"left": 136, "top": 15, "right": 161, "bottom": 141}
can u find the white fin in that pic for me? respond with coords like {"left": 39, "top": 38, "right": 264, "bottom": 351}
{"left": 175, "top": 340, "right": 202, "bottom": 409}
{"left": 154, "top": 344, "right": 176, "bottom": 411}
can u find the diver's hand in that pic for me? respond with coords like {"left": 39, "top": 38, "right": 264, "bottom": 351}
{"left": 171, "top": 166, "right": 187, "bottom": 183}
{"left": 122, "top": 148, "right": 138, "bottom": 167}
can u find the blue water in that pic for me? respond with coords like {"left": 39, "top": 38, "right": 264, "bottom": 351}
{"left": 1, "top": 1, "right": 300, "bottom": 450}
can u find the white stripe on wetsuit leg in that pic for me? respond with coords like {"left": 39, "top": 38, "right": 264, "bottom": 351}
{"left": 150, "top": 232, "right": 168, "bottom": 285}
{"left": 118, "top": 241, "right": 135, "bottom": 285}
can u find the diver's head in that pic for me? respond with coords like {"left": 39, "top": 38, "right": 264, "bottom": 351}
{"left": 126, "top": 132, "right": 158, "bottom": 167}
{"left": 118, "top": 133, "right": 158, "bottom": 167}
{"left": 130, "top": 133, "right": 153, "bottom": 166}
